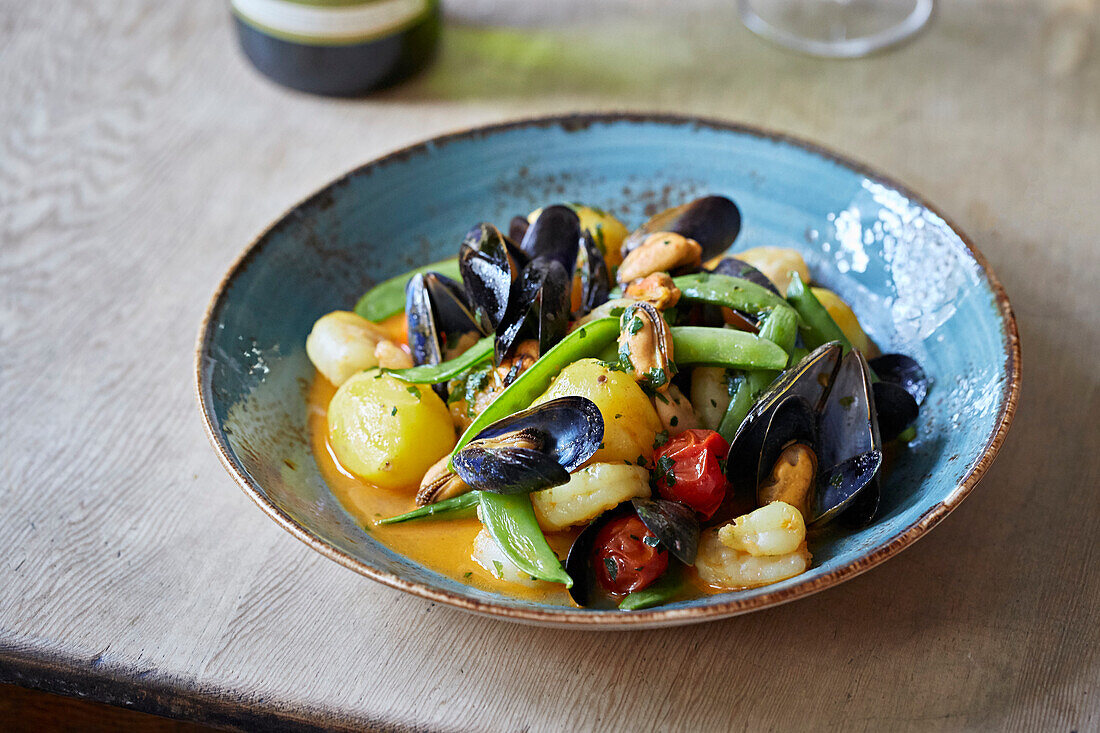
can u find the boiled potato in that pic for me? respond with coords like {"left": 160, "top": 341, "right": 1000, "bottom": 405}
{"left": 533, "top": 359, "right": 662, "bottom": 465}
{"left": 811, "top": 287, "right": 874, "bottom": 355}
{"left": 735, "top": 247, "right": 811, "bottom": 294}
{"left": 690, "top": 367, "right": 732, "bottom": 430}
{"left": 306, "top": 310, "right": 389, "bottom": 386}
{"left": 528, "top": 204, "right": 629, "bottom": 268}
{"left": 531, "top": 463, "right": 650, "bottom": 531}
{"left": 327, "top": 369, "right": 455, "bottom": 490}
{"left": 471, "top": 528, "right": 546, "bottom": 587}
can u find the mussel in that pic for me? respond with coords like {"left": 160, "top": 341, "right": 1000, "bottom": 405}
{"left": 723, "top": 342, "right": 884, "bottom": 527}
{"left": 565, "top": 498, "right": 699, "bottom": 607}
{"left": 458, "top": 223, "right": 525, "bottom": 333}
{"left": 405, "top": 272, "right": 488, "bottom": 368}
{"left": 494, "top": 258, "right": 571, "bottom": 366}
{"left": 452, "top": 396, "right": 603, "bottom": 495}
{"left": 575, "top": 231, "right": 611, "bottom": 315}
{"left": 519, "top": 205, "right": 582, "bottom": 275}
{"left": 621, "top": 195, "right": 742, "bottom": 261}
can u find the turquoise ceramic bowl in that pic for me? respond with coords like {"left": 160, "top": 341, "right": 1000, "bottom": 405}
{"left": 197, "top": 114, "right": 1019, "bottom": 628}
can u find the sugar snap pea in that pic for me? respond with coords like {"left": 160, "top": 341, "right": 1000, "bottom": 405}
{"left": 669, "top": 327, "right": 788, "bottom": 370}
{"left": 717, "top": 305, "right": 799, "bottom": 441}
{"left": 354, "top": 257, "right": 462, "bottom": 322}
{"left": 386, "top": 337, "right": 493, "bottom": 384}
{"left": 376, "top": 491, "right": 481, "bottom": 525}
{"left": 785, "top": 271, "right": 852, "bottom": 352}
{"left": 479, "top": 493, "right": 572, "bottom": 587}
{"left": 673, "top": 273, "right": 799, "bottom": 319}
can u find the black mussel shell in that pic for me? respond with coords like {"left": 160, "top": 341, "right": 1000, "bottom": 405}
{"left": 405, "top": 272, "right": 486, "bottom": 368}
{"left": 519, "top": 205, "right": 582, "bottom": 275}
{"left": 631, "top": 498, "right": 699, "bottom": 565}
{"left": 453, "top": 444, "right": 569, "bottom": 495}
{"left": 576, "top": 230, "right": 610, "bottom": 316}
{"left": 459, "top": 223, "right": 517, "bottom": 333}
{"left": 753, "top": 396, "right": 818, "bottom": 507}
{"left": 565, "top": 502, "right": 633, "bottom": 607}
{"left": 621, "top": 195, "right": 742, "bottom": 261}
{"left": 812, "top": 350, "right": 883, "bottom": 525}
{"left": 708, "top": 257, "right": 780, "bottom": 296}
{"left": 453, "top": 396, "right": 604, "bottom": 497}
{"left": 495, "top": 258, "right": 570, "bottom": 365}
{"left": 725, "top": 343, "right": 842, "bottom": 479}
{"left": 508, "top": 215, "right": 530, "bottom": 243}
{"left": 869, "top": 353, "right": 929, "bottom": 405}
{"left": 838, "top": 474, "right": 880, "bottom": 528}
{"left": 872, "top": 380, "right": 919, "bottom": 443}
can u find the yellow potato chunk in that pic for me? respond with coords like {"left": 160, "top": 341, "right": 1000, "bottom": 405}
{"left": 811, "top": 287, "right": 874, "bottom": 354}
{"left": 735, "top": 246, "right": 811, "bottom": 294}
{"left": 305, "top": 310, "right": 389, "bottom": 386}
{"left": 528, "top": 204, "right": 629, "bottom": 268}
{"left": 327, "top": 369, "right": 455, "bottom": 491}
{"left": 534, "top": 358, "right": 662, "bottom": 465}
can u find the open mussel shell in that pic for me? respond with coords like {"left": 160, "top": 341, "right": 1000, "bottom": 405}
{"left": 405, "top": 272, "right": 487, "bottom": 368}
{"left": 494, "top": 258, "right": 570, "bottom": 365}
{"left": 869, "top": 353, "right": 929, "bottom": 405}
{"left": 621, "top": 195, "right": 742, "bottom": 261}
{"left": 631, "top": 498, "right": 699, "bottom": 565}
{"left": 708, "top": 256, "right": 780, "bottom": 295}
{"left": 565, "top": 498, "right": 695, "bottom": 607}
{"left": 724, "top": 342, "right": 843, "bottom": 488}
{"left": 576, "top": 230, "right": 610, "bottom": 316}
{"left": 453, "top": 443, "right": 569, "bottom": 495}
{"left": 752, "top": 396, "right": 818, "bottom": 507}
{"left": 872, "top": 380, "right": 919, "bottom": 443}
{"left": 519, "top": 204, "right": 582, "bottom": 275}
{"left": 459, "top": 223, "right": 519, "bottom": 333}
{"left": 811, "top": 350, "right": 883, "bottom": 525}
{"left": 452, "top": 396, "right": 604, "bottom": 496}
{"left": 565, "top": 502, "right": 631, "bottom": 607}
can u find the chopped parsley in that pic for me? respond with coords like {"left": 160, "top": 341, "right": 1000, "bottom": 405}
{"left": 406, "top": 386, "right": 421, "bottom": 400}
{"left": 390, "top": 406, "right": 398, "bottom": 416}
{"left": 603, "top": 558, "right": 618, "bottom": 582}
{"left": 643, "top": 535, "right": 660, "bottom": 548}
{"left": 655, "top": 455, "right": 677, "bottom": 485}
{"left": 653, "top": 429, "right": 669, "bottom": 449}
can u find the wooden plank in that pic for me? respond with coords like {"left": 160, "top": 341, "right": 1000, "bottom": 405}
{"left": 1, "top": 0, "right": 1097, "bottom": 730}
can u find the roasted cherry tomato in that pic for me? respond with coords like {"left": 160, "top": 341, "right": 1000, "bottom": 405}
{"left": 593, "top": 515, "right": 668, "bottom": 596}
{"left": 653, "top": 428, "right": 730, "bottom": 519}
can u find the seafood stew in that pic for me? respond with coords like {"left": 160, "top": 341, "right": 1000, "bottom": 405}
{"left": 305, "top": 197, "right": 928, "bottom": 611}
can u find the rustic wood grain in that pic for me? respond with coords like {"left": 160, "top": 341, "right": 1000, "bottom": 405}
{"left": 1, "top": 0, "right": 1097, "bottom": 730}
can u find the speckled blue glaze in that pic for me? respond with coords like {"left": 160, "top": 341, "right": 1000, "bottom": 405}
{"left": 198, "top": 115, "right": 1018, "bottom": 627}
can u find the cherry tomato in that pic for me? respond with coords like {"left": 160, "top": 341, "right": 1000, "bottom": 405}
{"left": 593, "top": 515, "right": 668, "bottom": 596}
{"left": 653, "top": 428, "right": 730, "bottom": 519}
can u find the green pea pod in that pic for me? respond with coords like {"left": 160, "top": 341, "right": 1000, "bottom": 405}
{"left": 450, "top": 317, "right": 621, "bottom": 460}
{"left": 673, "top": 273, "right": 800, "bottom": 320}
{"left": 386, "top": 337, "right": 493, "bottom": 384}
{"left": 354, "top": 257, "right": 463, "bottom": 322}
{"left": 375, "top": 491, "right": 481, "bottom": 525}
{"left": 619, "top": 565, "right": 683, "bottom": 610}
{"left": 479, "top": 493, "right": 573, "bottom": 587}
{"left": 717, "top": 305, "right": 800, "bottom": 441}
{"left": 669, "top": 327, "right": 788, "bottom": 370}
{"left": 785, "top": 271, "right": 852, "bottom": 352}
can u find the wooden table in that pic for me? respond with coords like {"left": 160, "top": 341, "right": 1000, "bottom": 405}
{"left": 3, "top": 0, "right": 1097, "bottom": 729}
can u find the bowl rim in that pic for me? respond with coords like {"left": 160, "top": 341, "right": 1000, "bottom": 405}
{"left": 195, "top": 112, "right": 1021, "bottom": 628}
